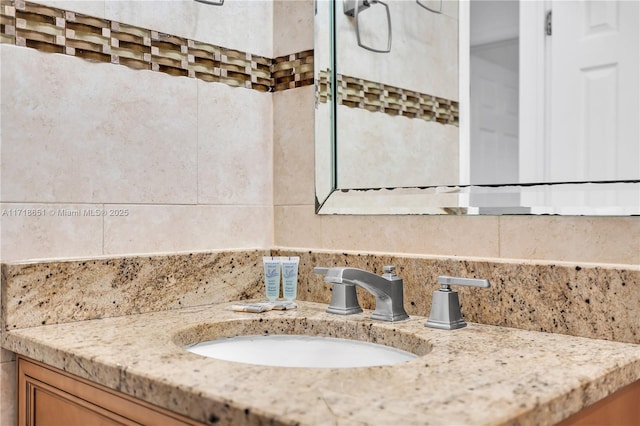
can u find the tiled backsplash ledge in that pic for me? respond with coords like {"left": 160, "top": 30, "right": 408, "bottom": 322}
{"left": 2, "top": 249, "right": 639, "bottom": 345}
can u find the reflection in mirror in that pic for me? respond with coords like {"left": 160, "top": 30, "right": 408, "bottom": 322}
{"left": 335, "top": 0, "right": 459, "bottom": 190}
{"left": 314, "top": 0, "right": 335, "bottom": 206}
{"left": 314, "top": 0, "right": 640, "bottom": 215}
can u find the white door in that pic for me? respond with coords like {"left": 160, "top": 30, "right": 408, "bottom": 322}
{"left": 547, "top": 0, "right": 640, "bottom": 183}
{"left": 470, "top": 54, "right": 519, "bottom": 185}
{"left": 470, "top": 53, "right": 521, "bottom": 210}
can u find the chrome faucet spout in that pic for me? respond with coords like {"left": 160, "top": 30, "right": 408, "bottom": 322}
{"left": 314, "top": 266, "right": 409, "bottom": 322}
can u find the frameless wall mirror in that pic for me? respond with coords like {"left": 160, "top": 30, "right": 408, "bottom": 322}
{"left": 314, "top": 0, "right": 640, "bottom": 215}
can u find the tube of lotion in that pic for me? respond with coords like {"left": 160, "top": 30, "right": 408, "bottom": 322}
{"left": 281, "top": 256, "right": 300, "bottom": 301}
{"left": 263, "top": 256, "right": 281, "bottom": 301}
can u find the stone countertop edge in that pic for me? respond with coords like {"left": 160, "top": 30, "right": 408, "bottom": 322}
{"left": 2, "top": 301, "right": 640, "bottom": 426}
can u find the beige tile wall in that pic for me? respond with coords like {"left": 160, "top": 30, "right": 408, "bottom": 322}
{"left": 337, "top": 106, "right": 460, "bottom": 188}
{"left": 0, "top": 203, "right": 105, "bottom": 261}
{"left": 273, "top": 0, "right": 313, "bottom": 58}
{"left": 103, "top": 205, "right": 271, "bottom": 254}
{"left": 31, "top": 0, "right": 104, "bottom": 18}
{"left": 197, "top": 81, "right": 273, "bottom": 206}
{"left": 1, "top": 46, "right": 198, "bottom": 205}
{"left": 1, "top": 35, "right": 274, "bottom": 262}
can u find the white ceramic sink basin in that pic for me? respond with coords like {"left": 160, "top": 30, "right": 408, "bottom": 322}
{"left": 185, "top": 334, "right": 418, "bottom": 368}
{"left": 175, "top": 317, "right": 431, "bottom": 369}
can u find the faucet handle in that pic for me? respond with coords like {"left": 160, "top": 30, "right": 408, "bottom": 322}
{"left": 437, "top": 275, "right": 490, "bottom": 289}
{"left": 382, "top": 265, "right": 404, "bottom": 282}
{"left": 313, "top": 267, "right": 329, "bottom": 275}
{"left": 426, "top": 276, "right": 490, "bottom": 330}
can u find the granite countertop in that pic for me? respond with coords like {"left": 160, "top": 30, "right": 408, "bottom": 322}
{"left": 3, "top": 301, "right": 640, "bottom": 425}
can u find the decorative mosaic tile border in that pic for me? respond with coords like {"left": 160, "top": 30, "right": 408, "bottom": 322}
{"left": 317, "top": 69, "right": 459, "bottom": 126}
{"left": 0, "top": 0, "right": 313, "bottom": 92}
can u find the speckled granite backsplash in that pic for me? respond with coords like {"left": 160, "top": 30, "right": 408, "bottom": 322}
{"left": 2, "top": 249, "right": 639, "bottom": 344}
{"left": 1, "top": 250, "right": 268, "bottom": 330}
{"left": 274, "top": 250, "right": 640, "bottom": 345}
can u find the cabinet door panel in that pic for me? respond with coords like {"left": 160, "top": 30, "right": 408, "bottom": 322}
{"left": 33, "top": 386, "right": 128, "bottom": 426}
{"left": 17, "top": 356, "right": 203, "bottom": 426}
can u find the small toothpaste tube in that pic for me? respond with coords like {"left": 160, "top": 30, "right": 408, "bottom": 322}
{"left": 263, "top": 256, "right": 281, "bottom": 301}
{"left": 281, "top": 256, "right": 300, "bottom": 301}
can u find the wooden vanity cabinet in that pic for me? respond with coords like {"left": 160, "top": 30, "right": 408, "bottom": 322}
{"left": 17, "top": 356, "right": 204, "bottom": 426}
{"left": 557, "top": 379, "right": 640, "bottom": 426}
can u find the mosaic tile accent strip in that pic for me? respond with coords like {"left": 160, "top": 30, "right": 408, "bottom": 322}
{"left": 110, "top": 21, "right": 151, "bottom": 70}
{"left": 317, "top": 69, "right": 459, "bottom": 126}
{"left": 0, "top": 1, "right": 15, "bottom": 45}
{"left": 0, "top": 0, "right": 313, "bottom": 93}
{"left": 272, "top": 49, "right": 314, "bottom": 91}
{"left": 316, "top": 68, "right": 332, "bottom": 103}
